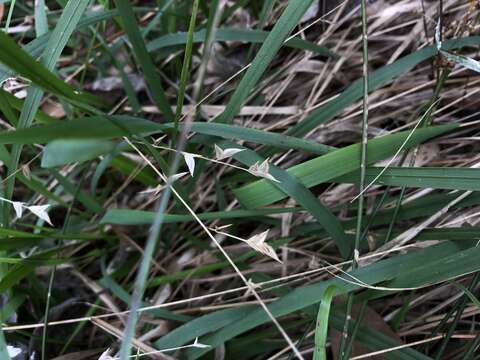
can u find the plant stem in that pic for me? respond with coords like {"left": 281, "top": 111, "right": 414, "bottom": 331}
{"left": 339, "top": 1, "right": 369, "bottom": 358}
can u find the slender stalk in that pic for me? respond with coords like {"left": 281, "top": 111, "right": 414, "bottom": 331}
{"left": 433, "top": 272, "right": 480, "bottom": 359}
{"left": 4, "top": 0, "right": 16, "bottom": 32}
{"left": 463, "top": 332, "right": 480, "bottom": 359}
{"left": 343, "top": 301, "right": 368, "bottom": 360}
{"left": 339, "top": 1, "right": 369, "bottom": 358}
{"left": 192, "top": 0, "right": 223, "bottom": 104}
{"left": 119, "top": 2, "right": 202, "bottom": 357}
{"left": 383, "top": 70, "right": 449, "bottom": 245}
{"left": 173, "top": 0, "right": 200, "bottom": 141}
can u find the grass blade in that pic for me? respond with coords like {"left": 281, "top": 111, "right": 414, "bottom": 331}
{"left": 115, "top": 0, "right": 174, "bottom": 122}
{"left": 234, "top": 124, "right": 456, "bottom": 208}
{"left": 219, "top": 142, "right": 350, "bottom": 257}
{"left": 215, "top": 0, "right": 314, "bottom": 123}
{"left": 286, "top": 36, "right": 480, "bottom": 138}
{"left": 3, "top": 0, "right": 92, "bottom": 225}
{"left": 336, "top": 167, "right": 480, "bottom": 191}
{"left": 172, "top": 0, "right": 200, "bottom": 137}
{"left": 0, "top": 31, "right": 99, "bottom": 105}
{"left": 313, "top": 286, "right": 336, "bottom": 360}
{"left": 147, "top": 28, "right": 335, "bottom": 57}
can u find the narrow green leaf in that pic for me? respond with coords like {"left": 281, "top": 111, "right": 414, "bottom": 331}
{"left": 450, "top": 282, "right": 480, "bottom": 310}
{"left": 287, "top": 36, "right": 480, "bottom": 138}
{"left": 187, "top": 122, "right": 335, "bottom": 154}
{"left": 0, "top": 116, "right": 160, "bottom": 144}
{"left": 336, "top": 167, "right": 480, "bottom": 191}
{"left": 313, "top": 286, "right": 336, "bottom": 360}
{"left": 147, "top": 28, "right": 335, "bottom": 57}
{"left": 115, "top": 0, "right": 175, "bottom": 121}
{"left": 100, "top": 207, "right": 300, "bottom": 225}
{"left": 41, "top": 139, "right": 117, "bottom": 168}
{"left": 0, "top": 31, "right": 99, "bottom": 106}
{"left": 34, "top": 0, "right": 48, "bottom": 37}
{"left": 441, "top": 50, "right": 480, "bottom": 73}
{"left": 173, "top": 0, "right": 200, "bottom": 136}
{"left": 234, "top": 124, "right": 456, "bottom": 208}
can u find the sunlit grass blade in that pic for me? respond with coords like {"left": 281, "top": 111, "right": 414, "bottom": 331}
{"left": 336, "top": 166, "right": 480, "bottom": 191}
{"left": 234, "top": 124, "right": 456, "bottom": 208}
{"left": 101, "top": 207, "right": 299, "bottom": 225}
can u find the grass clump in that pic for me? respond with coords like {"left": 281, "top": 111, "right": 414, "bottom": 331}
{"left": 1, "top": 0, "right": 480, "bottom": 359}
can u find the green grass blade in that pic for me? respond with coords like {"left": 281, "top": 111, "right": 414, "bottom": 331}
{"left": 115, "top": 0, "right": 174, "bottom": 122}
{"left": 0, "top": 116, "right": 160, "bottom": 144}
{"left": 34, "top": 0, "right": 48, "bottom": 36}
{"left": 313, "top": 286, "right": 336, "bottom": 360}
{"left": 188, "top": 122, "right": 335, "bottom": 154}
{"left": 221, "top": 142, "right": 350, "bottom": 257}
{"left": 286, "top": 36, "right": 480, "bottom": 138}
{"left": 4, "top": 0, "right": 92, "bottom": 225}
{"left": 234, "top": 124, "right": 456, "bottom": 208}
{"left": 147, "top": 28, "right": 335, "bottom": 57}
{"left": 100, "top": 207, "right": 299, "bottom": 225}
{"left": 336, "top": 167, "right": 480, "bottom": 191}
{"left": 41, "top": 139, "right": 116, "bottom": 168}
{"left": 173, "top": 0, "right": 200, "bottom": 136}
{"left": 450, "top": 281, "right": 480, "bottom": 310}
{"left": 215, "top": 0, "right": 314, "bottom": 123}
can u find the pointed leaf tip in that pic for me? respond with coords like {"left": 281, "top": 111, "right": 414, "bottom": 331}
{"left": 168, "top": 172, "right": 189, "bottom": 182}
